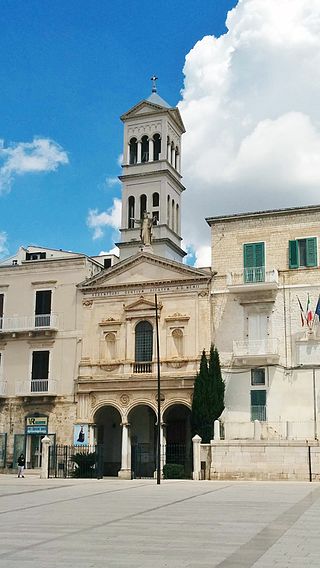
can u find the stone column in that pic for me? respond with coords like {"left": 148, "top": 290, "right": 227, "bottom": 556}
{"left": 148, "top": 138, "right": 154, "bottom": 162}
{"left": 40, "top": 436, "right": 51, "bottom": 479}
{"left": 176, "top": 153, "right": 180, "bottom": 172}
{"left": 192, "top": 434, "right": 202, "bottom": 480}
{"left": 167, "top": 141, "right": 171, "bottom": 162}
{"left": 137, "top": 141, "right": 142, "bottom": 163}
{"left": 171, "top": 146, "right": 175, "bottom": 167}
{"left": 118, "top": 422, "right": 131, "bottom": 479}
{"left": 127, "top": 144, "right": 130, "bottom": 164}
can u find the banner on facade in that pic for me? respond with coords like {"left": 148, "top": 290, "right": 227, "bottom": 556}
{"left": 73, "top": 424, "right": 89, "bottom": 446}
{"left": 26, "top": 416, "right": 48, "bottom": 435}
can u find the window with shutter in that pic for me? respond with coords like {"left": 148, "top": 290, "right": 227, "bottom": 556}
{"left": 243, "top": 242, "right": 265, "bottom": 282}
{"left": 35, "top": 290, "right": 52, "bottom": 327}
{"left": 0, "top": 294, "right": 3, "bottom": 329}
{"left": 289, "top": 238, "right": 317, "bottom": 268}
{"left": 31, "top": 351, "right": 49, "bottom": 392}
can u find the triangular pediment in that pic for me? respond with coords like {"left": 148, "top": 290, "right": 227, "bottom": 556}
{"left": 121, "top": 102, "right": 185, "bottom": 133}
{"left": 124, "top": 296, "right": 159, "bottom": 312}
{"left": 121, "top": 100, "right": 168, "bottom": 120}
{"left": 79, "top": 253, "right": 211, "bottom": 291}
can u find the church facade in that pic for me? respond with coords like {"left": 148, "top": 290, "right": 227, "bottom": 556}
{"left": 75, "top": 88, "right": 212, "bottom": 478}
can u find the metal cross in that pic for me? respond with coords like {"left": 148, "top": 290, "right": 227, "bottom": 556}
{"left": 151, "top": 75, "right": 158, "bottom": 93}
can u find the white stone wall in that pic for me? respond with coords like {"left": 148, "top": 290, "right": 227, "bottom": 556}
{"left": 209, "top": 440, "right": 320, "bottom": 481}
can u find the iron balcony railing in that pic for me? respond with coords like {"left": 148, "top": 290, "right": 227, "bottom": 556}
{"left": 16, "top": 378, "right": 58, "bottom": 396}
{"left": 227, "top": 268, "right": 278, "bottom": 286}
{"left": 233, "top": 338, "right": 280, "bottom": 357}
{"left": 0, "top": 314, "right": 58, "bottom": 333}
{"left": 251, "top": 405, "right": 267, "bottom": 422}
{"left": 133, "top": 362, "right": 152, "bottom": 373}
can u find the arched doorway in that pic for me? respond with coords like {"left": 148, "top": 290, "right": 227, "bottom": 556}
{"left": 129, "top": 405, "right": 157, "bottom": 478}
{"left": 163, "top": 404, "right": 192, "bottom": 477}
{"left": 94, "top": 406, "right": 122, "bottom": 476}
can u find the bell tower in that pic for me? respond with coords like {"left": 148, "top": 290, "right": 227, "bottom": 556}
{"left": 117, "top": 78, "right": 186, "bottom": 262}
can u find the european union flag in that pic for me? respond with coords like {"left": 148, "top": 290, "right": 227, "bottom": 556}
{"left": 315, "top": 296, "right": 320, "bottom": 320}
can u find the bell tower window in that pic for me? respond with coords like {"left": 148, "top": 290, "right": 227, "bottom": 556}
{"left": 141, "top": 135, "right": 149, "bottom": 162}
{"left": 140, "top": 194, "right": 147, "bottom": 218}
{"left": 153, "top": 134, "right": 161, "bottom": 161}
{"left": 128, "top": 196, "right": 135, "bottom": 228}
{"left": 129, "top": 138, "right": 137, "bottom": 165}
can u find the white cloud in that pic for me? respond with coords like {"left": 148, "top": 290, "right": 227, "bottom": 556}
{"left": 87, "top": 198, "right": 122, "bottom": 240}
{"left": 0, "top": 231, "right": 8, "bottom": 257}
{"left": 105, "top": 176, "right": 121, "bottom": 188}
{"left": 0, "top": 137, "right": 68, "bottom": 194}
{"left": 178, "top": 0, "right": 320, "bottom": 257}
{"left": 98, "top": 246, "right": 120, "bottom": 257}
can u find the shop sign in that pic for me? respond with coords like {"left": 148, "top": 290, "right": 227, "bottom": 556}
{"left": 26, "top": 416, "right": 48, "bottom": 435}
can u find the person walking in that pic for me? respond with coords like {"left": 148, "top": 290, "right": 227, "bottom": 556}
{"left": 17, "top": 453, "right": 25, "bottom": 478}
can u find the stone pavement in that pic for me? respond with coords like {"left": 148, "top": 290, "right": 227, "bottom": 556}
{"left": 0, "top": 474, "right": 319, "bottom": 568}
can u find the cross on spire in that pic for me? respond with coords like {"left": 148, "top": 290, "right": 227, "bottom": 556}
{"left": 151, "top": 75, "right": 158, "bottom": 93}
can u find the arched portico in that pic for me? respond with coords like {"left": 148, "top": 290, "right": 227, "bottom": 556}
{"left": 128, "top": 404, "right": 157, "bottom": 478}
{"left": 163, "top": 404, "right": 192, "bottom": 477}
{"left": 94, "top": 405, "right": 122, "bottom": 476}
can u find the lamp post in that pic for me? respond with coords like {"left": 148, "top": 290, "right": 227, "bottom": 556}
{"left": 155, "top": 294, "right": 161, "bottom": 484}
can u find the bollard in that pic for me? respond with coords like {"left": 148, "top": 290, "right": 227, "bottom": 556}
{"left": 40, "top": 436, "right": 51, "bottom": 479}
{"left": 192, "top": 435, "right": 202, "bottom": 480}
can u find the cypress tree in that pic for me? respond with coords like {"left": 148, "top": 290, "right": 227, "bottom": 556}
{"left": 208, "top": 345, "right": 225, "bottom": 421}
{"left": 191, "top": 345, "right": 225, "bottom": 443}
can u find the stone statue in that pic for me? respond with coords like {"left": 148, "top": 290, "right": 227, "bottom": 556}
{"left": 133, "top": 212, "right": 154, "bottom": 246}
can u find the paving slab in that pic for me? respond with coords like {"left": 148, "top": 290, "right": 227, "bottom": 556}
{"left": 0, "top": 475, "right": 320, "bottom": 567}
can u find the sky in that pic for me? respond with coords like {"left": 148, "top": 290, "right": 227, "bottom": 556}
{"left": 1, "top": 0, "right": 320, "bottom": 266}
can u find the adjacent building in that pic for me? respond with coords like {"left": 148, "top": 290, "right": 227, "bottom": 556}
{"left": 207, "top": 205, "right": 320, "bottom": 440}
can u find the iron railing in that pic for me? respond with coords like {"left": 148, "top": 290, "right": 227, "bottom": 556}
{"left": 16, "top": 379, "right": 58, "bottom": 396}
{"left": 48, "top": 444, "right": 103, "bottom": 478}
{"left": 0, "top": 314, "right": 58, "bottom": 332}
{"left": 227, "top": 268, "right": 278, "bottom": 286}
{"left": 133, "top": 362, "right": 152, "bottom": 373}
{"left": 251, "top": 405, "right": 267, "bottom": 421}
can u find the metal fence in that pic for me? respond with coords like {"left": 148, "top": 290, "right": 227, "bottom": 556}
{"left": 0, "top": 433, "right": 7, "bottom": 468}
{"left": 48, "top": 445, "right": 103, "bottom": 478}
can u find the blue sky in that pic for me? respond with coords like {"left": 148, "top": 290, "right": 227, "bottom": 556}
{"left": 2, "top": 0, "right": 320, "bottom": 266}
{"left": 0, "top": 0, "right": 237, "bottom": 259}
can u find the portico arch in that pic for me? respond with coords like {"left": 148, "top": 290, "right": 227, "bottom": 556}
{"left": 94, "top": 405, "right": 122, "bottom": 476}
{"left": 163, "top": 403, "right": 192, "bottom": 477}
{"left": 128, "top": 404, "right": 157, "bottom": 478}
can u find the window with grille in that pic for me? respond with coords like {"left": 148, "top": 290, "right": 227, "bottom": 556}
{"left": 135, "top": 321, "right": 153, "bottom": 362}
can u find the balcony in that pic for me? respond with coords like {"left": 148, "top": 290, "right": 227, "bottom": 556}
{"left": 233, "top": 338, "right": 280, "bottom": 365}
{"left": 227, "top": 268, "right": 279, "bottom": 293}
{"left": 16, "top": 378, "right": 58, "bottom": 397}
{"left": 0, "top": 314, "right": 58, "bottom": 337}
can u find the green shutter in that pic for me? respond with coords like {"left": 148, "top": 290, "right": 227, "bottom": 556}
{"left": 289, "top": 240, "right": 298, "bottom": 268}
{"left": 244, "top": 244, "right": 254, "bottom": 268}
{"left": 254, "top": 242, "right": 265, "bottom": 269}
{"left": 251, "top": 390, "right": 266, "bottom": 406}
{"left": 306, "top": 237, "right": 317, "bottom": 267}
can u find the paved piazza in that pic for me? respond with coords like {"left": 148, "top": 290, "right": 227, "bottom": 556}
{"left": 0, "top": 475, "right": 320, "bottom": 567}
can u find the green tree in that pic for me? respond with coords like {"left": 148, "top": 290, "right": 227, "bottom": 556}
{"left": 208, "top": 344, "right": 225, "bottom": 422}
{"left": 191, "top": 345, "right": 225, "bottom": 443}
